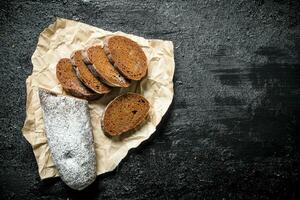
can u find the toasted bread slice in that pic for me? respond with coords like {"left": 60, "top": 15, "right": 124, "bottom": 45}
{"left": 71, "top": 50, "right": 111, "bottom": 94}
{"left": 56, "top": 58, "right": 100, "bottom": 100}
{"left": 82, "top": 46, "right": 130, "bottom": 87}
{"left": 103, "top": 36, "right": 147, "bottom": 80}
{"left": 102, "top": 93, "right": 150, "bottom": 136}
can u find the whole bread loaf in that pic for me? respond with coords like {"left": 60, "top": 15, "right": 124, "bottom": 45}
{"left": 103, "top": 36, "right": 148, "bottom": 81}
{"left": 56, "top": 58, "right": 100, "bottom": 100}
{"left": 38, "top": 88, "right": 97, "bottom": 190}
{"left": 102, "top": 93, "right": 150, "bottom": 136}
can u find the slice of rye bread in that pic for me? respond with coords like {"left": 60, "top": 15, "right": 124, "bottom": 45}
{"left": 103, "top": 36, "right": 148, "bottom": 81}
{"left": 56, "top": 58, "right": 100, "bottom": 100}
{"left": 82, "top": 46, "right": 130, "bottom": 87}
{"left": 102, "top": 93, "right": 150, "bottom": 136}
{"left": 71, "top": 50, "right": 111, "bottom": 94}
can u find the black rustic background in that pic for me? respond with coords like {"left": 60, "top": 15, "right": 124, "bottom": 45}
{"left": 1, "top": 0, "right": 300, "bottom": 199}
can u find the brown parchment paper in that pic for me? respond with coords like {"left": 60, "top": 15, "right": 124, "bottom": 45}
{"left": 22, "top": 18, "right": 174, "bottom": 179}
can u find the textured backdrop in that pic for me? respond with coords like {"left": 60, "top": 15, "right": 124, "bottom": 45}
{"left": 0, "top": 0, "right": 300, "bottom": 199}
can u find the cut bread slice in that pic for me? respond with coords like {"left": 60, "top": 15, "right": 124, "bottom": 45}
{"left": 82, "top": 46, "right": 130, "bottom": 87}
{"left": 102, "top": 93, "right": 150, "bottom": 136}
{"left": 56, "top": 58, "right": 100, "bottom": 100}
{"left": 103, "top": 36, "right": 147, "bottom": 81}
{"left": 71, "top": 50, "right": 111, "bottom": 94}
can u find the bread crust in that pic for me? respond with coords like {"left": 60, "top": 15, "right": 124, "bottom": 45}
{"left": 38, "top": 88, "right": 97, "bottom": 190}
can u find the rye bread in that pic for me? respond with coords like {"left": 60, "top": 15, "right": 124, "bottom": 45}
{"left": 102, "top": 93, "right": 150, "bottom": 136}
{"left": 103, "top": 36, "right": 148, "bottom": 81}
{"left": 56, "top": 58, "right": 100, "bottom": 100}
{"left": 71, "top": 50, "right": 111, "bottom": 94}
{"left": 38, "top": 88, "right": 96, "bottom": 190}
{"left": 82, "top": 46, "right": 130, "bottom": 87}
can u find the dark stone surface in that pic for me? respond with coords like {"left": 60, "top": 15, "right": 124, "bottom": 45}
{"left": 1, "top": 0, "right": 300, "bottom": 199}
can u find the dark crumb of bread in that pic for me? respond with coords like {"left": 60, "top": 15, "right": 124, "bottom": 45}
{"left": 104, "top": 36, "right": 148, "bottom": 81}
{"left": 102, "top": 93, "right": 150, "bottom": 136}
{"left": 56, "top": 58, "right": 100, "bottom": 100}
{"left": 84, "top": 46, "right": 130, "bottom": 88}
{"left": 71, "top": 50, "right": 111, "bottom": 94}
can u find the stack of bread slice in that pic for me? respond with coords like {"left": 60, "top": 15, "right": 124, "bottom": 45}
{"left": 55, "top": 36, "right": 150, "bottom": 136}
{"left": 56, "top": 36, "right": 148, "bottom": 100}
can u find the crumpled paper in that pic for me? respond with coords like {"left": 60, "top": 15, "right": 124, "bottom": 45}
{"left": 22, "top": 18, "right": 174, "bottom": 179}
